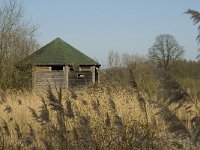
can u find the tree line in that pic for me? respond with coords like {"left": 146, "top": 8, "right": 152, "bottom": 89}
{"left": 106, "top": 9, "right": 200, "bottom": 72}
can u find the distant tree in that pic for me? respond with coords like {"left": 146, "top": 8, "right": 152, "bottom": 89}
{"left": 107, "top": 50, "right": 121, "bottom": 68}
{"left": 148, "top": 34, "right": 184, "bottom": 71}
{"left": 185, "top": 9, "right": 200, "bottom": 60}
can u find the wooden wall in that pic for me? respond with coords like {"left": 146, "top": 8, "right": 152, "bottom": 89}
{"left": 32, "top": 65, "right": 98, "bottom": 89}
{"left": 33, "top": 66, "right": 65, "bottom": 89}
{"left": 68, "top": 70, "right": 93, "bottom": 88}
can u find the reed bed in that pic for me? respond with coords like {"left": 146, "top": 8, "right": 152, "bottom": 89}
{"left": 0, "top": 78, "right": 200, "bottom": 149}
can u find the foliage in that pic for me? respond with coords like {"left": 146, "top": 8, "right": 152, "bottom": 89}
{"left": 186, "top": 9, "right": 200, "bottom": 43}
{"left": 0, "top": 0, "right": 38, "bottom": 90}
{"left": 185, "top": 9, "right": 200, "bottom": 60}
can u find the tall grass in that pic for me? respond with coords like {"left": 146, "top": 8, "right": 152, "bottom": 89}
{"left": 0, "top": 73, "right": 200, "bottom": 149}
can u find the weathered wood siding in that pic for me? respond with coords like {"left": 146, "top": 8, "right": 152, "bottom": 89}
{"left": 33, "top": 66, "right": 65, "bottom": 89}
{"left": 68, "top": 70, "right": 93, "bottom": 88}
{"left": 32, "top": 65, "right": 98, "bottom": 89}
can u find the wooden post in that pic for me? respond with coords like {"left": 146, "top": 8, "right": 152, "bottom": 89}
{"left": 97, "top": 68, "right": 100, "bottom": 83}
{"left": 65, "top": 65, "right": 69, "bottom": 88}
{"left": 92, "top": 66, "right": 95, "bottom": 83}
{"left": 32, "top": 66, "right": 36, "bottom": 89}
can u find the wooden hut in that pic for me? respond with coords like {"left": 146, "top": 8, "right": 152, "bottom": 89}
{"left": 21, "top": 38, "right": 100, "bottom": 89}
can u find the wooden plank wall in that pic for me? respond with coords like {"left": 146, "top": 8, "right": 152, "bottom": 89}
{"left": 32, "top": 66, "right": 97, "bottom": 89}
{"left": 68, "top": 71, "right": 93, "bottom": 88}
{"left": 33, "top": 66, "right": 66, "bottom": 89}
{"left": 34, "top": 71, "right": 65, "bottom": 89}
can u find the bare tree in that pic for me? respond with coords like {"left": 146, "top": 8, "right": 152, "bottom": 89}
{"left": 107, "top": 50, "right": 121, "bottom": 68}
{"left": 0, "top": 0, "right": 39, "bottom": 89}
{"left": 148, "top": 34, "right": 184, "bottom": 71}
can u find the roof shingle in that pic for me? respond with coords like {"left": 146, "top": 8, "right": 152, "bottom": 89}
{"left": 22, "top": 37, "right": 100, "bottom": 66}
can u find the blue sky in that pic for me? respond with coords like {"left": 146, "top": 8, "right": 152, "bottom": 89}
{"left": 24, "top": 0, "right": 200, "bottom": 65}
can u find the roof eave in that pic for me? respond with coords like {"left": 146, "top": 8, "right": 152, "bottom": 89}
{"left": 33, "top": 63, "right": 101, "bottom": 66}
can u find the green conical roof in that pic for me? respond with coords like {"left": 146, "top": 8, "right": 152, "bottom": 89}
{"left": 23, "top": 38, "right": 100, "bottom": 66}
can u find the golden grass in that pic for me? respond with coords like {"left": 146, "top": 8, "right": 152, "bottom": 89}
{"left": 0, "top": 84, "right": 199, "bottom": 149}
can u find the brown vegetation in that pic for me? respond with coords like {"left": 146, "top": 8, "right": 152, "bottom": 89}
{"left": 0, "top": 0, "right": 38, "bottom": 90}
{"left": 0, "top": 58, "right": 200, "bottom": 149}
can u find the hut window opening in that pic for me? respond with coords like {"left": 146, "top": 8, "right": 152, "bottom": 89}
{"left": 51, "top": 65, "right": 63, "bottom": 71}
{"left": 77, "top": 73, "right": 85, "bottom": 78}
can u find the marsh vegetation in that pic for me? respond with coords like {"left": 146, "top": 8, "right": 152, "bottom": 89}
{"left": 0, "top": 60, "right": 200, "bottom": 149}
